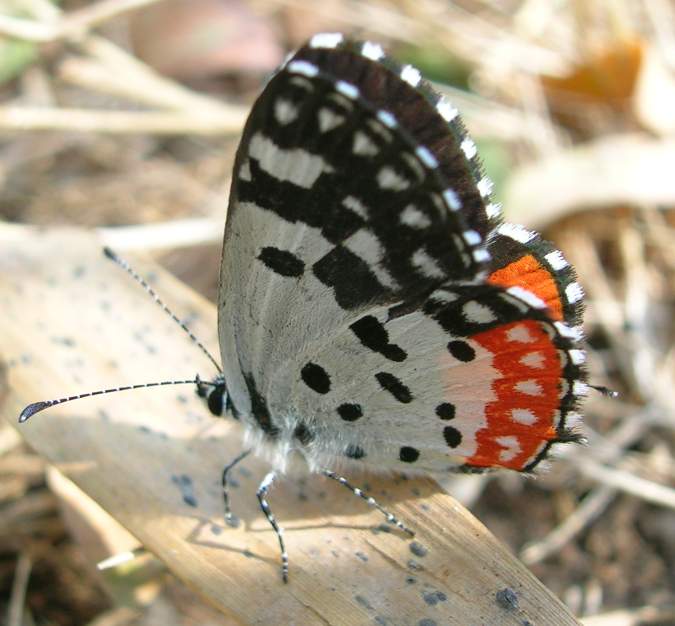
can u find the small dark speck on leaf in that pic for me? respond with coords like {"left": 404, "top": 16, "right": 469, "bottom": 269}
{"left": 407, "top": 559, "right": 424, "bottom": 571}
{"left": 226, "top": 516, "right": 240, "bottom": 528}
{"left": 409, "top": 541, "right": 428, "bottom": 557}
{"left": 406, "top": 576, "right": 417, "bottom": 584}
{"left": 354, "top": 595, "right": 373, "bottom": 610}
{"left": 422, "top": 590, "right": 447, "bottom": 606}
{"left": 496, "top": 588, "right": 520, "bottom": 611}
{"left": 211, "top": 525, "right": 222, "bottom": 535}
{"left": 171, "top": 474, "right": 197, "bottom": 508}
{"left": 243, "top": 550, "right": 254, "bottom": 558}
{"left": 355, "top": 551, "right": 368, "bottom": 562}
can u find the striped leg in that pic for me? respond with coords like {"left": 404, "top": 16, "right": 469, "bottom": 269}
{"left": 322, "top": 470, "right": 415, "bottom": 536}
{"left": 256, "top": 471, "right": 289, "bottom": 582}
{"left": 221, "top": 449, "right": 251, "bottom": 520}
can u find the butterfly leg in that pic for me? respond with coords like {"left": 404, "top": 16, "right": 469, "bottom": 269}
{"left": 256, "top": 471, "right": 289, "bottom": 582}
{"left": 221, "top": 449, "right": 252, "bottom": 520}
{"left": 321, "top": 470, "right": 415, "bottom": 536}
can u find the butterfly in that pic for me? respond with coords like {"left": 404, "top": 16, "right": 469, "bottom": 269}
{"left": 21, "top": 32, "right": 587, "bottom": 582}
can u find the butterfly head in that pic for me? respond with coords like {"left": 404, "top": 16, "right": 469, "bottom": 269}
{"left": 196, "top": 373, "right": 230, "bottom": 418}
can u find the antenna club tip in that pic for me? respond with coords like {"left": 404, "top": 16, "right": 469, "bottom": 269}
{"left": 102, "top": 246, "right": 118, "bottom": 261}
{"left": 19, "top": 401, "right": 51, "bottom": 422}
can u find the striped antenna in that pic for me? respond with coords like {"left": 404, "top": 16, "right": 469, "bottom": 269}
{"left": 102, "top": 247, "right": 222, "bottom": 374}
{"left": 18, "top": 376, "right": 217, "bottom": 423}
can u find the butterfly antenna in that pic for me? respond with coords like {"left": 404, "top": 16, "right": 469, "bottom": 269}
{"left": 103, "top": 247, "right": 222, "bottom": 374}
{"left": 18, "top": 376, "right": 218, "bottom": 423}
{"left": 590, "top": 384, "right": 619, "bottom": 398}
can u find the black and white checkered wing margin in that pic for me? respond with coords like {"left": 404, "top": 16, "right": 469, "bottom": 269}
{"left": 218, "top": 34, "right": 497, "bottom": 449}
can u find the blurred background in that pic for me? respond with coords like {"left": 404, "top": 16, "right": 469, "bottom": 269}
{"left": 0, "top": 1, "right": 674, "bottom": 624}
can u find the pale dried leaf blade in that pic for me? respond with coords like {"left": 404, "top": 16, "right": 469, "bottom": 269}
{"left": 0, "top": 228, "right": 580, "bottom": 625}
{"left": 504, "top": 134, "right": 675, "bottom": 228}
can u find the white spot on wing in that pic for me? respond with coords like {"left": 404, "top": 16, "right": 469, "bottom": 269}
{"left": 473, "top": 248, "right": 491, "bottom": 263}
{"left": 274, "top": 98, "right": 298, "bottom": 125}
{"left": 511, "top": 408, "right": 537, "bottom": 425}
{"left": 377, "top": 166, "right": 409, "bottom": 191}
{"left": 436, "top": 98, "right": 458, "bottom": 122}
{"left": 507, "top": 286, "right": 546, "bottom": 309}
{"left": 344, "top": 230, "right": 398, "bottom": 289}
{"left": 412, "top": 248, "right": 445, "bottom": 279}
{"left": 310, "top": 33, "right": 344, "bottom": 48}
{"left": 415, "top": 146, "right": 438, "bottom": 168}
{"left": 545, "top": 250, "right": 569, "bottom": 271}
{"left": 336, "top": 81, "right": 359, "bottom": 100}
{"left": 460, "top": 138, "right": 477, "bottom": 159}
{"left": 498, "top": 222, "right": 535, "bottom": 244}
{"left": 486, "top": 202, "right": 502, "bottom": 219}
{"left": 477, "top": 176, "right": 494, "bottom": 198}
{"left": 565, "top": 282, "right": 584, "bottom": 304}
{"left": 496, "top": 436, "right": 521, "bottom": 462}
{"left": 353, "top": 131, "right": 379, "bottom": 156}
{"left": 442, "top": 188, "right": 461, "bottom": 211}
{"left": 463, "top": 230, "right": 482, "bottom": 246}
{"left": 376, "top": 110, "right": 397, "bottom": 128}
{"left": 520, "top": 351, "right": 545, "bottom": 369}
{"left": 507, "top": 324, "right": 536, "bottom": 343}
{"left": 287, "top": 60, "right": 318, "bottom": 77}
{"left": 515, "top": 380, "right": 544, "bottom": 396}
{"left": 569, "top": 349, "right": 586, "bottom": 365}
{"left": 239, "top": 159, "right": 251, "bottom": 181}
{"left": 400, "top": 204, "right": 431, "bottom": 229}
{"left": 318, "top": 108, "right": 345, "bottom": 133}
{"left": 573, "top": 381, "right": 589, "bottom": 396}
{"left": 463, "top": 300, "right": 496, "bottom": 323}
{"left": 362, "top": 41, "right": 385, "bottom": 60}
{"left": 342, "top": 195, "right": 368, "bottom": 219}
{"left": 401, "top": 65, "right": 421, "bottom": 87}
{"left": 248, "top": 132, "right": 332, "bottom": 189}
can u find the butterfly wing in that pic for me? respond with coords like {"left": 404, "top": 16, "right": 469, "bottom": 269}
{"left": 218, "top": 34, "right": 585, "bottom": 473}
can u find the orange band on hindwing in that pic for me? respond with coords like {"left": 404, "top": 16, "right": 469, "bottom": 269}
{"left": 488, "top": 254, "right": 563, "bottom": 321}
{"left": 466, "top": 319, "right": 562, "bottom": 470}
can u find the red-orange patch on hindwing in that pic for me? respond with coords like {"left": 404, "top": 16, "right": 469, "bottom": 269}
{"left": 466, "top": 320, "right": 562, "bottom": 470}
{"left": 488, "top": 254, "right": 563, "bottom": 321}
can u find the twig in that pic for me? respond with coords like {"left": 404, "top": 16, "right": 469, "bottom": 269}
{"left": 521, "top": 486, "right": 616, "bottom": 565}
{"left": 576, "top": 457, "right": 675, "bottom": 509}
{"left": 0, "top": 106, "right": 246, "bottom": 135}
{"left": 0, "top": 0, "right": 163, "bottom": 42}
{"left": 7, "top": 553, "right": 32, "bottom": 626}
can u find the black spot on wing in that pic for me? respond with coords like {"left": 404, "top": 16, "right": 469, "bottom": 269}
{"left": 435, "top": 403, "right": 455, "bottom": 420}
{"left": 399, "top": 446, "right": 420, "bottom": 463}
{"left": 243, "top": 373, "right": 279, "bottom": 437}
{"left": 337, "top": 403, "right": 363, "bottom": 421}
{"left": 313, "top": 245, "right": 389, "bottom": 309}
{"left": 301, "top": 362, "right": 331, "bottom": 394}
{"left": 375, "top": 372, "right": 412, "bottom": 403}
{"left": 443, "top": 426, "right": 462, "bottom": 448}
{"left": 447, "top": 340, "right": 475, "bottom": 362}
{"left": 350, "top": 315, "right": 407, "bottom": 362}
{"left": 258, "top": 246, "right": 305, "bottom": 277}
